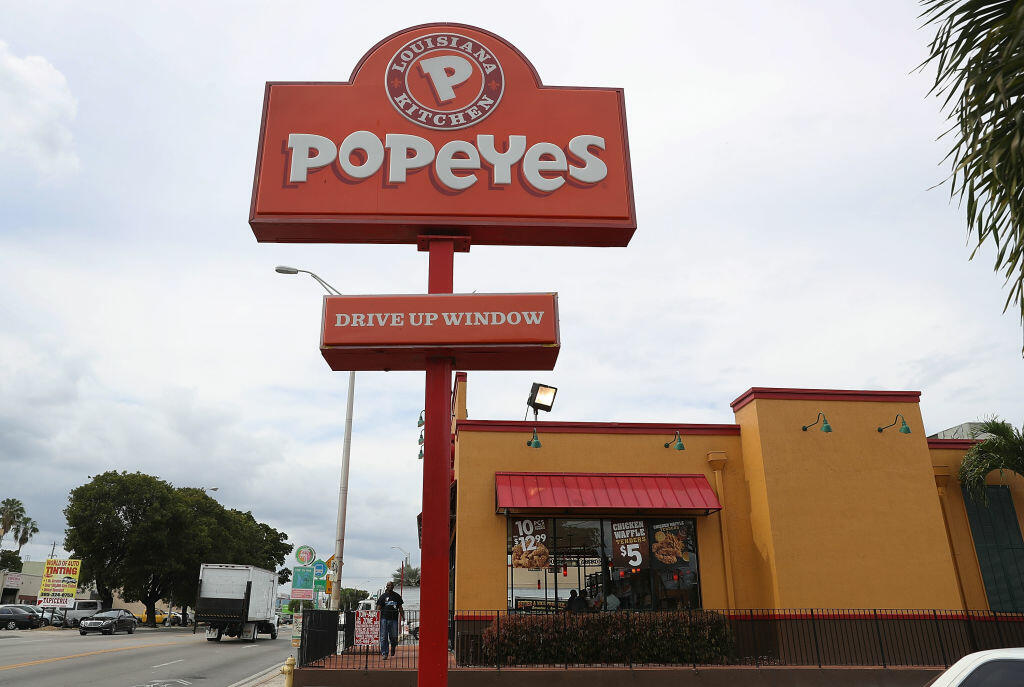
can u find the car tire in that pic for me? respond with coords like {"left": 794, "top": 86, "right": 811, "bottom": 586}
{"left": 128, "top": 624, "right": 135, "bottom": 634}
{"left": 103, "top": 629, "right": 112, "bottom": 635}
{"left": 4, "top": 621, "right": 16, "bottom": 631}
{"left": 80, "top": 630, "right": 87, "bottom": 635}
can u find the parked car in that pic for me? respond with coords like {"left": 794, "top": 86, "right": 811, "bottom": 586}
{"left": 133, "top": 609, "right": 167, "bottom": 624}
{"left": 40, "top": 608, "right": 67, "bottom": 627}
{"left": 0, "top": 606, "right": 45, "bottom": 630}
{"left": 79, "top": 609, "right": 137, "bottom": 635}
{"left": 64, "top": 599, "right": 103, "bottom": 627}
{"left": 928, "top": 648, "right": 1024, "bottom": 686}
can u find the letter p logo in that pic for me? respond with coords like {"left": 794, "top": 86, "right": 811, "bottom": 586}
{"left": 418, "top": 55, "right": 473, "bottom": 103}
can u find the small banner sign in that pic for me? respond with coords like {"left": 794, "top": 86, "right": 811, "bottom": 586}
{"left": 37, "top": 558, "right": 81, "bottom": 608}
{"left": 321, "top": 292, "right": 559, "bottom": 371}
{"left": 609, "top": 520, "right": 649, "bottom": 570}
{"left": 291, "top": 565, "right": 315, "bottom": 600}
{"left": 355, "top": 610, "right": 380, "bottom": 646}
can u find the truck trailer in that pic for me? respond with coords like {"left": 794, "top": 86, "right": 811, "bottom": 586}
{"left": 194, "top": 563, "right": 278, "bottom": 642}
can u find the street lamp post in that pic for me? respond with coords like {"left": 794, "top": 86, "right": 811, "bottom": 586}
{"left": 391, "top": 545, "right": 410, "bottom": 597}
{"left": 275, "top": 266, "right": 353, "bottom": 612}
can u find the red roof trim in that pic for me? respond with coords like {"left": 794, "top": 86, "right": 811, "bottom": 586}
{"left": 928, "top": 439, "right": 981, "bottom": 450}
{"left": 730, "top": 387, "right": 922, "bottom": 412}
{"left": 457, "top": 420, "right": 740, "bottom": 436}
{"left": 495, "top": 472, "right": 722, "bottom": 514}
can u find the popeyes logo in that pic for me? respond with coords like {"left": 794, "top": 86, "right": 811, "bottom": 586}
{"left": 251, "top": 23, "right": 636, "bottom": 247}
{"left": 386, "top": 33, "right": 504, "bottom": 131}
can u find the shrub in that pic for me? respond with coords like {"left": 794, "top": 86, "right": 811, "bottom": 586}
{"left": 479, "top": 610, "right": 735, "bottom": 666}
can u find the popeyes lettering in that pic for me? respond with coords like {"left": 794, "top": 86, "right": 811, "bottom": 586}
{"left": 334, "top": 310, "right": 545, "bottom": 328}
{"left": 288, "top": 132, "right": 607, "bottom": 193}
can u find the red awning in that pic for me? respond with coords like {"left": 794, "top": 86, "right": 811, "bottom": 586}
{"left": 495, "top": 472, "right": 722, "bottom": 514}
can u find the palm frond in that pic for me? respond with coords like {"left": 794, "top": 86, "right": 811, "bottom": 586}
{"left": 958, "top": 416, "right": 1024, "bottom": 500}
{"left": 921, "top": 0, "right": 1024, "bottom": 352}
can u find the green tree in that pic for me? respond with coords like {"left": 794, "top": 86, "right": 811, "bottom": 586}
{"left": 337, "top": 587, "right": 370, "bottom": 611}
{"left": 392, "top": 564, "right": 420, "bottom": 586}
{"left": 958, "top": 417, "right": 1024, "bottom": 501}
{"left": 277, "top": 568, "right": 291, "bottom": 585}
{"left": 0, "top": 498, "right": 26, "bottom": 545}
{"left": 922, "top": 1, "right": 1024, "bottom": 348}
{"left": 0, "top": 549, "right": 22, "bottom": 572}
{"left": 13, "top": 517, "right": 39, "bottom": 555}
{"left": 65, "top": 471, "right": 188, "bottom": 623}
{"left": 65, "top": 473, "right": 291, "bottom": 624}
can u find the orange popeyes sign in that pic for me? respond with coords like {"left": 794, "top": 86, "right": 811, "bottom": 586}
{"left": 250, "top": 23, "right": 635, "bottom": 247}
{"left": 320, "top": 293, "right": 559, "bottom": 371}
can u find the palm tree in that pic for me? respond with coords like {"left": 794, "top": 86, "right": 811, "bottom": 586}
{"left": 14, "top": 517, "right": 39, "bottom": 555}
{"left": 0, "top": 499, "right": 26, "bottom": 545}
{"left": 921, "top": 1, "right": 1024, "bottom": 350}
{"left": 958, "top": 418, "right": 1024, "bottom": 502}
{"left": 392, "top": 564, "right": 421, "bottom": 586}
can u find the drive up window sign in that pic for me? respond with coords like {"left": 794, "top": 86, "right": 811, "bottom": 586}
{"left": 250, "top": 23, "right": 635, "bottom": 248}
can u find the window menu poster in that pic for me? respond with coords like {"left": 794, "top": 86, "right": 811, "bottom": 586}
{"left": 511, "top": 518, "right": 551, "bottom": 569}
{"left": 610, "top": 519, "right": 650, "bottom": 569}
{"left": 649, "top": 519, "right": 696, "bottom": 569}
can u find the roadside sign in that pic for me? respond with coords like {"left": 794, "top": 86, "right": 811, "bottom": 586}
{"left": 292, "top": 611, "right": 303, "bottom": 648}
{"left": 250, "top": 24, "right": 636, "bottom": 248}
{"left": 320, "top": 292, "right": 560, "bottom": 371}
{"left": 326, "top": 554, "right": 337, "bottom": 574}
{"left": 355, "top": 610, "right": 379, "bottom": 646}
{"left": 4, "top": 573, "right": 22, "bottom": 587}
{"left": 291, "top": 565, "right": 314, "bottom": 600}
{"left": 295, "top": 545, "right": 316, "bottom": 565}
{"left": 37, "top": 558, "right": 81, "bottom": 608}
{"left": 313, "top": 560, "right": 327, "bottom": 579}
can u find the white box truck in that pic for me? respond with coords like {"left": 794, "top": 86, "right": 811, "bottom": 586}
{"left": 194, "top": 564, "right": 278, "bottom": 642}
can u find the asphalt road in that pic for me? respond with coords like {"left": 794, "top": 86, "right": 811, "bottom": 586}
{"left": 0, "top": 626, "right": 292, "bottom": 687}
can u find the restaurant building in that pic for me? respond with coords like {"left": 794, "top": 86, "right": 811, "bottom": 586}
{"left": 448, "top": 379, "right": 1023, "bottom": 613}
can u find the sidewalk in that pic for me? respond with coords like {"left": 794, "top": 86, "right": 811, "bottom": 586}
{"left": 231, "top": 662, "right": 288, "bottom": 687}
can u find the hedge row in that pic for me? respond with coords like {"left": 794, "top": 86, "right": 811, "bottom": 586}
{"left": 479, "top": 610, "right": 735, "bottom": 666}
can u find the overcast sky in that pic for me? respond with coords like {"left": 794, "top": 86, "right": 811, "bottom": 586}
{"left": 2, "top": 1, "right": 1022, "bottom": 596}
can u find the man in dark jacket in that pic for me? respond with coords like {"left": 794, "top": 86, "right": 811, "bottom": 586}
{"left": 376, "top": 581, "right": 405, "bottom": 658}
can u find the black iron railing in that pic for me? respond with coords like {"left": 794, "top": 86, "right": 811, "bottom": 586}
{"left": 296, "top": 608, "right": 1024, "bottom": 670}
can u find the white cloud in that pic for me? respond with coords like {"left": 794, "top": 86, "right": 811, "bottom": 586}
{"left": 0, "top": 40, "right": 79, "bottom": 180}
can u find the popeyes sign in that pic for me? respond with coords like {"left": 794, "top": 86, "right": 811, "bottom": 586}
{"left": 250, "top": 23, "right": 635, "bottom": 247}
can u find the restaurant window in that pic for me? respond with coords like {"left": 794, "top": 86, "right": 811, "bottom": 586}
{"left": 508, "top": 516, "right": 700, "bottom": 611}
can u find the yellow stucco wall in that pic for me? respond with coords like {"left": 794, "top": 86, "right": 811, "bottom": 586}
{"left": 453, "top": 428, "right": 743, "bottom": 611}
{"left": 451, "top": 385, "right": 995, "bottom": 612}
{"left": 733, "top": 398, "right": 962, "bottom": 609}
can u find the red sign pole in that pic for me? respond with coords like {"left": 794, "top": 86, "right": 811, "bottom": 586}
{"left": 420, "top": 236, "right": 455, "bottom": 687}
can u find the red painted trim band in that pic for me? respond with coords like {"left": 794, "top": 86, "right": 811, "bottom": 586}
{"left": 928, "top": 439, "right": 981, "bottom": 450}
{"left": 456, "top": 420, "right": 740, "bottom": 435}
{"left": 730, "top": 387, "right": 921, "bottom": 412}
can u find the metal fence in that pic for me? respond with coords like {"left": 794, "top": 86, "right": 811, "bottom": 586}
{"left": 298, "top": 608, "right": 1024, "bottom": 670}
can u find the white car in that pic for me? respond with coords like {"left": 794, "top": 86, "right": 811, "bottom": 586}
{"left": 928, "top": 648, "right": 1024, "bottom": 686}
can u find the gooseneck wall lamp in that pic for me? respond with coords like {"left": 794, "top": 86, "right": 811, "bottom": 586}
{"left": 878, "top": 414, "right": 912, "bottom": 434}
{"left": 802, "top": 412, "right": 833, "bottom": 433}
{"left": 526, "top": 428, "right": 542, "bottom": 449}
{"left": 663, "top": 431, "right": 686, "bottom": 451}
{"left": 417, "top": 410, "right": 425, "bottom": 428}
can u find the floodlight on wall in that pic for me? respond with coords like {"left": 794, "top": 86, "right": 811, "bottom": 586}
{"left": 526, "top": 428, "right": 542, "bottom": 449}
{"left": 877, "top": 414, "right": 912, "bottom": 434}
{"left": 801, "top": 412, "right": 833, "bottom": 433}
{"left": 663, "top": 431, "right": 686, "bottom": 451}
{"left": 524, "top": 383, "right": 557, "bottom": 421}
{"left": 417, "top": 410, "right": 425, "bottom": 428}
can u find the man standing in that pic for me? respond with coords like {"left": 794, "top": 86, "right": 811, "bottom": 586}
{"left": 376, "top": 581, "right": 404, "bottom": 659}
